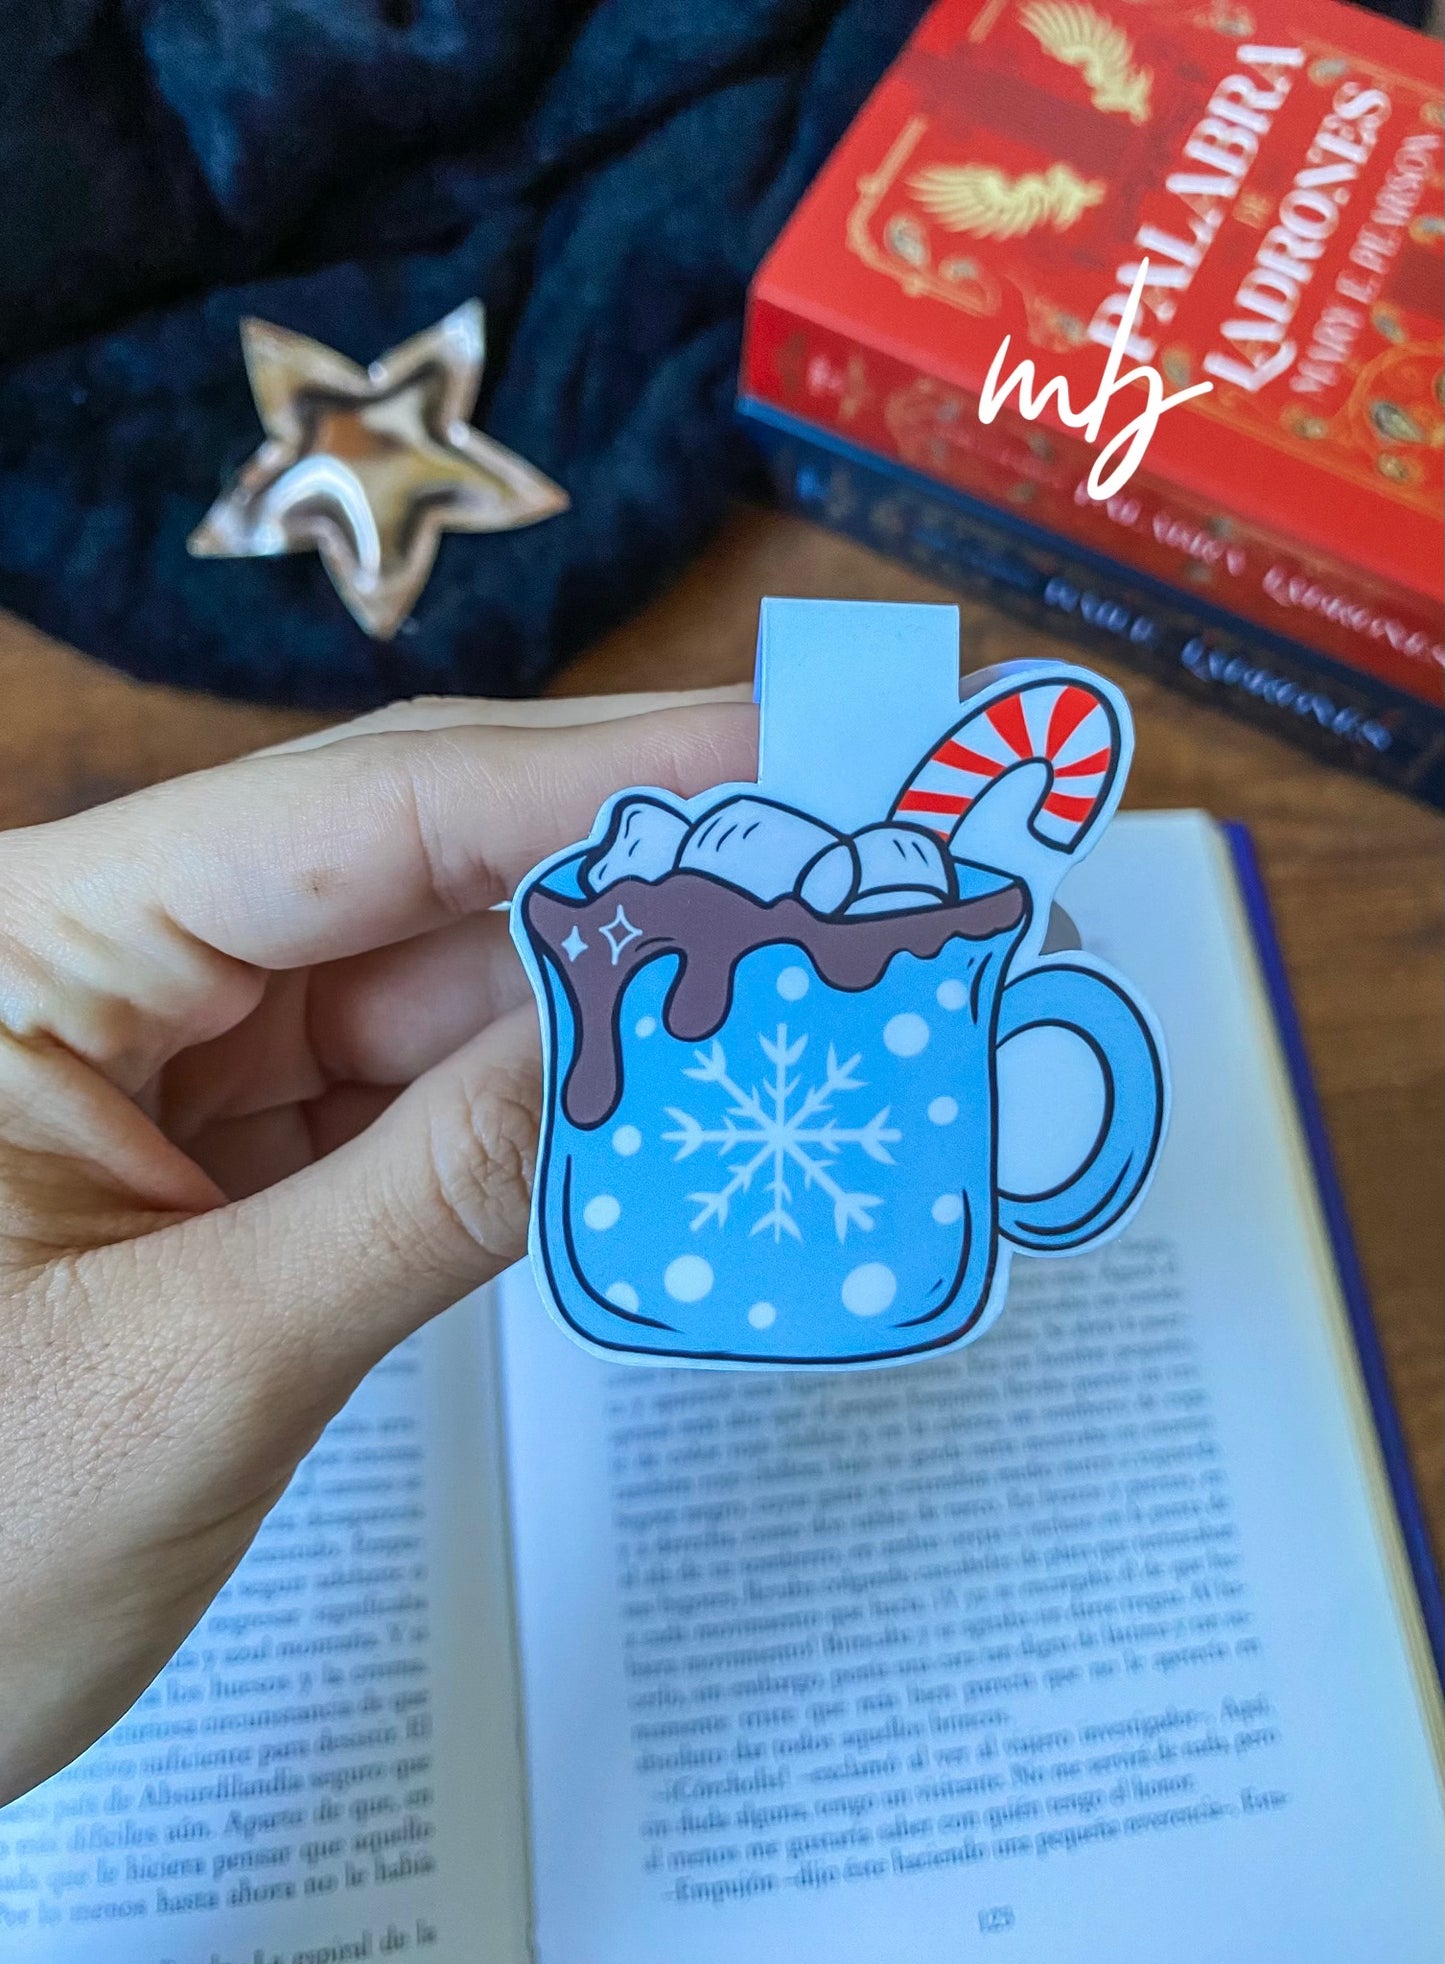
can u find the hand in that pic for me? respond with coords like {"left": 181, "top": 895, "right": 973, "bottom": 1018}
{"left": 0, "top": 687, "right": 756, "bottom": 1802}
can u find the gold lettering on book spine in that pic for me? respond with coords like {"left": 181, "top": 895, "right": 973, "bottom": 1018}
{"left": 908, "top": 162, "right": 1105, "bottom": 240}
{"left": 1019, "top": 1, "right": 1153, "bottom": 124}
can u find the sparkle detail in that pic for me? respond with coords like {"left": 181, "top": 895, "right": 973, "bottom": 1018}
{"left": 600, "top": 905, "right": 643, "bottom": 965}
{"left": 561, "top": 926, "right": 588, "bottom": 962}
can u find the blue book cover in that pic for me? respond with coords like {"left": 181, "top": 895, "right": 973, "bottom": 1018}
{"left": 741, "top": 401, "right": 1445, "bottom": 809}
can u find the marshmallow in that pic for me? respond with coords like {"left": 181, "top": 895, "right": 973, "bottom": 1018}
{"left": 590, "top": 796, "right": 966, "bottom": 922}
{"left": 803, "top": 822, "right": 955, "bottom": 917}
{"left": 798, "top": 840, "right": 859, "bottom": 915}
{"left": 582, "top": 797, "right": 687, "bottom": 892}
{"left": 852, "top": 823, "right": 955, "bottom": 901}
{"left": 679, "top": 796, "right": 844, "bottom": 903}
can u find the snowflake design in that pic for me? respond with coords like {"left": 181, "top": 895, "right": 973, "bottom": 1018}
{"left": 663, "top": 1023, "right": 900, "bottom": 1243}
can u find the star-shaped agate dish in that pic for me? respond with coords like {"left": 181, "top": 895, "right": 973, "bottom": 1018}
{"left": 189, "top": 301, "right": 568, "bottom": 638}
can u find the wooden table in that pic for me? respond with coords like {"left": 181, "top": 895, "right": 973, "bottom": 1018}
{"left": 4, "top": 504, "right": 1441, "bottom": 1551}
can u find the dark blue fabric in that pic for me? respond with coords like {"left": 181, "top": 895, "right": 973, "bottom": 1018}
{"left": 0, "top": 0, "right": 1424, "bottom": 708}
{"left": 0, "top": 2, "right": 930, "bottom": 707}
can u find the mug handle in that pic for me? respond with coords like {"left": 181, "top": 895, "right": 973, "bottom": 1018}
{"left": 995, "top": 962, "right": 1165, "bottom": 1254}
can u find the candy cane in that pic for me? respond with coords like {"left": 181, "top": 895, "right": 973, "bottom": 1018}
{"left": 892, "top": 676, "right": 1122, "bottom": 852}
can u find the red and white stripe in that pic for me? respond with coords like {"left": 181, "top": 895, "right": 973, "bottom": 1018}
{"left": 891, "top": 677, "right": 1120, "bottom": 851}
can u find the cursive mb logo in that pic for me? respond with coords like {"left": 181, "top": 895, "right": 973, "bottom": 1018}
{"left": 978, "top": 258, "right": 1212, "bottom": 500}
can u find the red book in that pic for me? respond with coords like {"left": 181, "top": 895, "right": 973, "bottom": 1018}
{"left": 742, "top": 0, "right": 1444, "bottom": 714}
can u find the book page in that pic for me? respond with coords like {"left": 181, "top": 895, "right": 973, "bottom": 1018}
{"left": 0, "top": 1294, "right": 529, "bottom": 1964}
{"left": 498, "top": 811, "right": 1443, "bottom": 1964}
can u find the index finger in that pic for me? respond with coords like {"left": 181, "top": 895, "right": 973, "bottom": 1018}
{"left": 249, "top": 683, "right": 754, "bottom": 757}
{"left": 5, "top": 702, "right": 758, "bottom": 974}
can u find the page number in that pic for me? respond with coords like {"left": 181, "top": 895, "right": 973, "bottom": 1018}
{"left": 979, "top": 1906, "right": 1016, "bottom": 1934}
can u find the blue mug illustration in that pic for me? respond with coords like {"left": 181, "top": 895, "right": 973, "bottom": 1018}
{"left": 514, "top": 797, "right": 1164, "bottom": 1368}
{"left": 512, "top": 624, "right": 1168, "bottom": 1369}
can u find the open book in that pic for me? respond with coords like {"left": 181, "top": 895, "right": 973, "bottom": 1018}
{"left": 3, "top": 812, "right": 1440, "bottom": 1963}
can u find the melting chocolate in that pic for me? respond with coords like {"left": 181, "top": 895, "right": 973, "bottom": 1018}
{"left": 523, "top": 871, "right": 1027, "bottom": 1128}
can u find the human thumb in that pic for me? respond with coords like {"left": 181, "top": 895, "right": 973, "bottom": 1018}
{"left": 89, "top": 1000, "right": 543, "bottom": 1424}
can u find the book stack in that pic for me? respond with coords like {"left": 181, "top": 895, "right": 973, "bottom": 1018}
{"left": 739, "top": 0, "right": 1445, "bottom": 803}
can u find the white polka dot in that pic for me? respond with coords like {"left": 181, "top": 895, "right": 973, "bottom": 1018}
{"left": 606, "top": 1282, "right": 640, "bottom": 1313}
{"left": 583, "top": 1194, "right": 621, "bottom": 1231}
{"left": 936, "top": 979, "right": 968, "bottom": 1011}
{"left": 776, "top": 966, "right": 809, "bottom": 1002}
{"left": 612, "top": 1123, "right": 643, "bottom": 1157}
{"left": 664, "top": 1255, "right": 714, "bottom": 1303}
{"left": 883, "top": 1012, "right": 930, "bottom": 1057}
{"left": 634, "top": 1015, "right": 658, "bottom": 1038}
{"left": 928, "top": 1096, "right": 959, "bottom": 1126}
{"left": 931, "top": 1193, "right": 964, "bottom": 1225}
{"left": 747, "top": 1301, "right": 777, "bottom": 1330}
{"left": 841, "top": 1263, "right": 897, "bottom": 1317}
